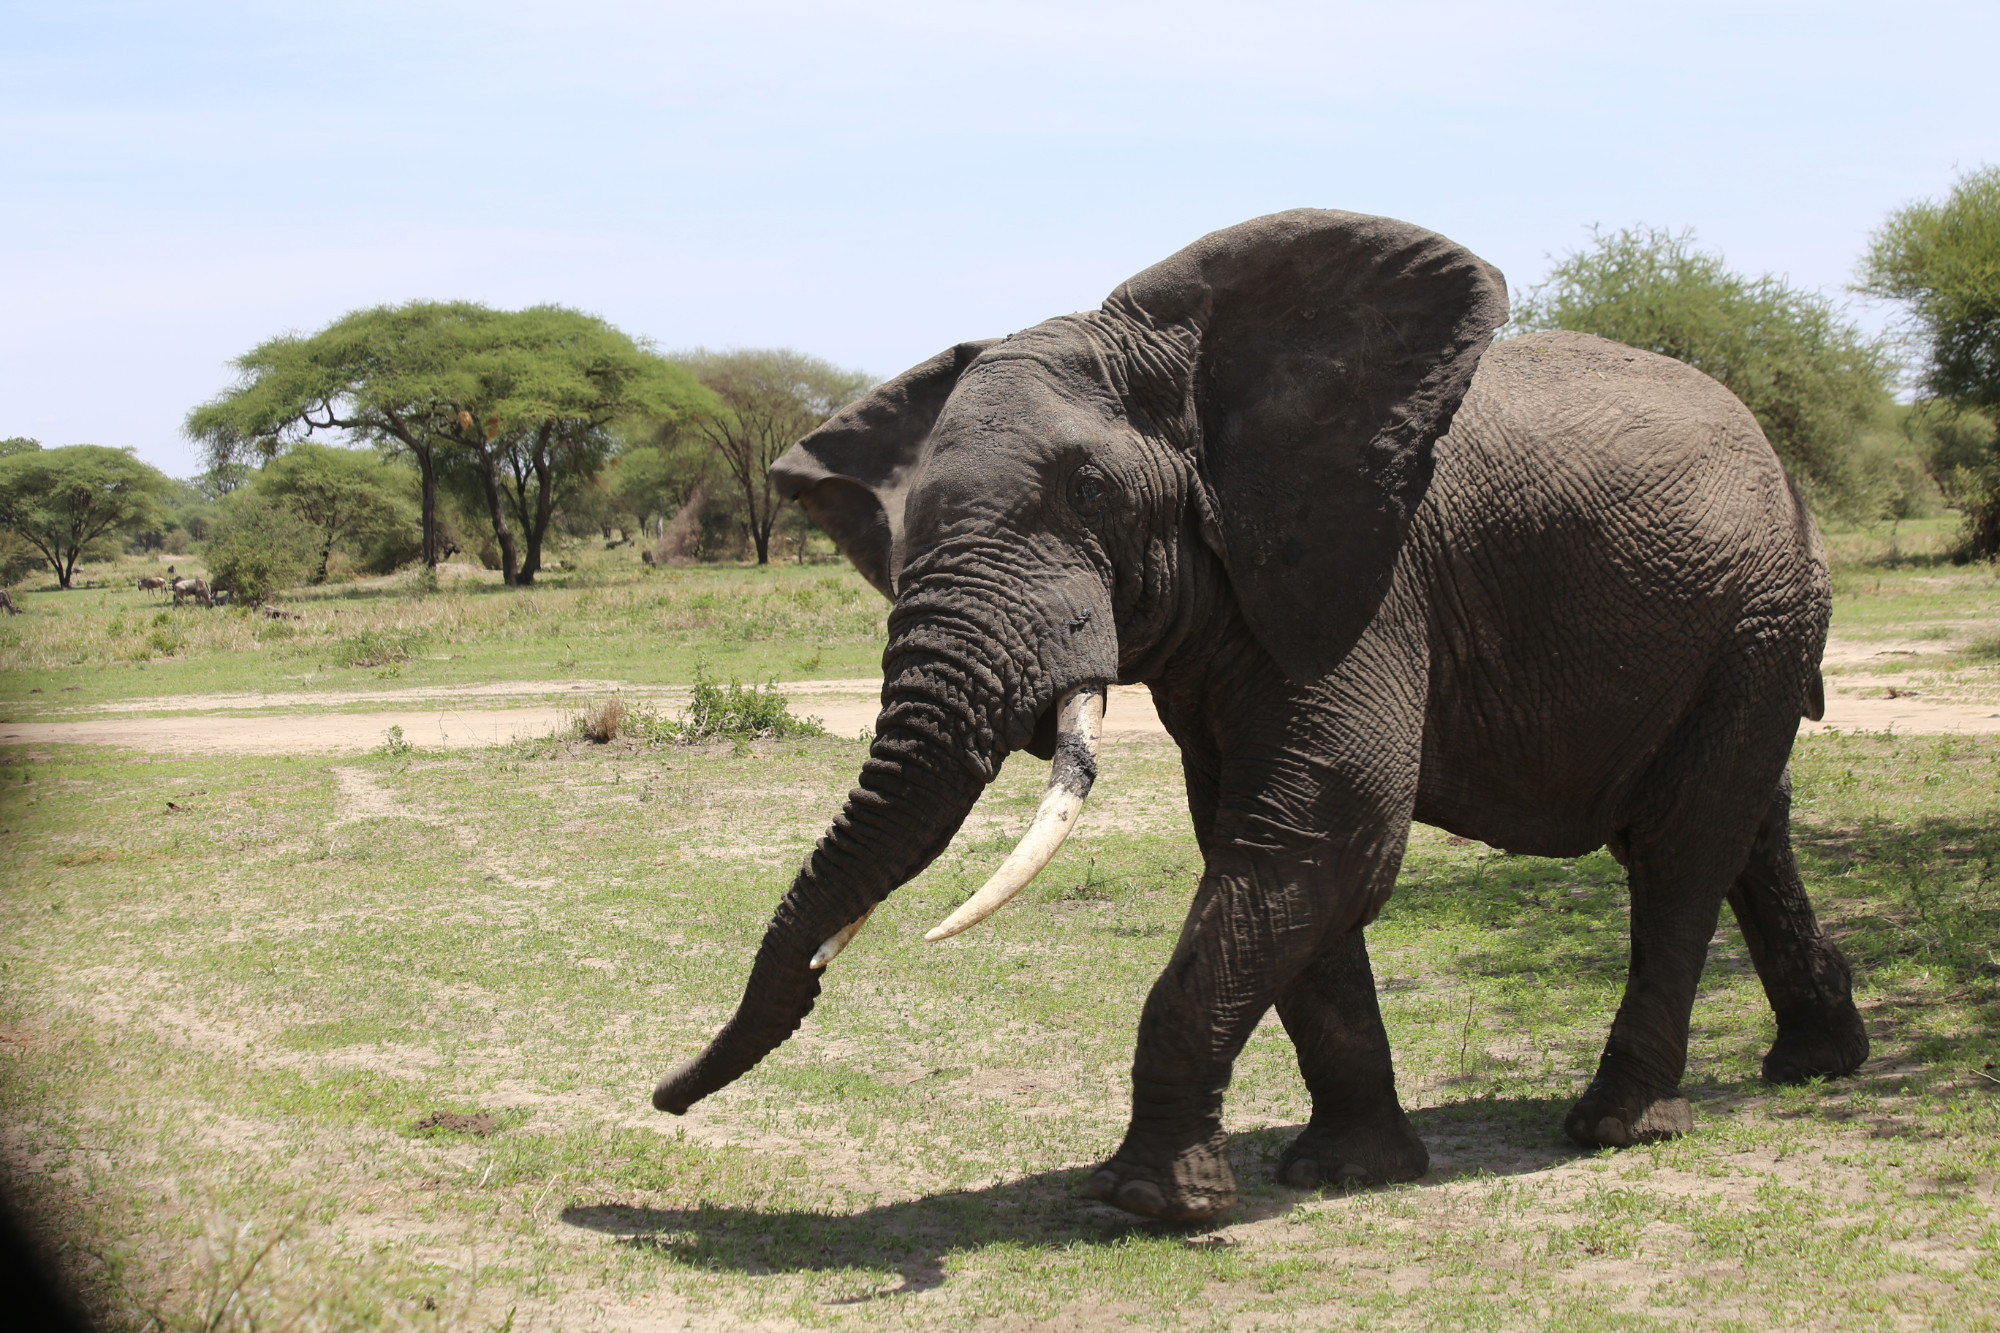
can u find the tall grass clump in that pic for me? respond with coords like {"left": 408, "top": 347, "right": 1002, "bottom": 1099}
{"left": 576, "top": 697, "right": 627, "bottom": 743}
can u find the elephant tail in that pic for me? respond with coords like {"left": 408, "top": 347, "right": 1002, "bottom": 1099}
{"left": 1804, "top": 670, "right": 1825, "bottom": 722}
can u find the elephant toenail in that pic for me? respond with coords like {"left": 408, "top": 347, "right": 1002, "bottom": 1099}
{"left": 1595, "top": 1116, "right": 1629, "bottom": 1146}
{"left": 1334, "top": 1163, "right": 1370, "bottom": 1182}
{"left": 1113, "top": 1179, "right": 1167, "bottom": 1216}
{"left": 1085, "top": 1169, "right": 1120, "bottom": 1203}
{"left": 1281, "top": 1159, "right": 1321, "bottom": 1189}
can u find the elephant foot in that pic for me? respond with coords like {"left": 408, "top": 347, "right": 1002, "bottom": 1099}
{"left": 1563, "top": 1077, "right": 1693, "bottom": 1148}
{"left": 1277, "top": 1107, "right": 1429, "bottom": 1190}
{"left": 1761, "top": 1008, "right": 1868, "bottom": 1085}
{"left": 1085, "top": 1129, "right": 1236, "bottom": 1223}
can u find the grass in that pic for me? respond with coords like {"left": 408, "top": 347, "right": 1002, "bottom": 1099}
{"left": 0, "top": 549, "right": 888, "bottom": 717}
{"left": 1, "top": 728, "right": 1994, "bottom": 1329}
{"left": 1819, "top": 516, "right": 2000, "bottom": 645}
{"left": 0, "top": 523, "right": 1997, "bottom": 1328}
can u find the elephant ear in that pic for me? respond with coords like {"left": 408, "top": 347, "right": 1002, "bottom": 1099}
{"left": 770, "top": 339, "right": 999, "bottom": 599}
{"left": 1106, "top": 209, "right": 1507, "bottom": 680}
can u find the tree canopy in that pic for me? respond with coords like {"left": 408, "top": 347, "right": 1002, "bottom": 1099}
{"left": 1860, "top": 166, "right": 2000, "bottom": 410}
{"left": 186, "top": 302, "right": 714, "bottom": 581}
{"left": 0, "top": 445, "right": 174, "bottom": 588}
{"left": 671, "top": 349, "right": 872, "bottom": 564}
{"left": 259, "top": 442, "right": 413, "bottom": 584}
{"left": 1859, "top": 168, "right": 2000, "bottom": 557}
{"left": 1513, "top": 227, "right": 1896, "bottom": 510}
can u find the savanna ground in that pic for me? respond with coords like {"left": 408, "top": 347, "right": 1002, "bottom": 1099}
{"left": 1, "top": 520, "right": 1997, "bottom": 1331}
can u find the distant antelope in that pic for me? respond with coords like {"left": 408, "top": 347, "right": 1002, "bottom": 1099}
{"left": 138, "top": 576, "right": 167, "bottom": 593}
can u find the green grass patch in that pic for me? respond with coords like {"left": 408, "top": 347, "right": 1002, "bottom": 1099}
{"left": 2, "top": 731, "right": 1995, "bottom": 1329}
{"left": 0, "top": 521, "right": 1996, "bottom": 1326}
{"left": 0, "top": 551, "right": 887, "bottom": 714}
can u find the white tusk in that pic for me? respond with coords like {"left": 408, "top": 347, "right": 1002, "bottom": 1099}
{"left": 810, "top": 906, "right": 874, "bottom": 970}
{"left": 925, "top": 683, "right": 1105, "bottom": 943}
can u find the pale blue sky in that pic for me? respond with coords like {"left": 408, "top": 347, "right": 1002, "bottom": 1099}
{"left": 5, "top": 1, "right": 1997, "bottom": 475}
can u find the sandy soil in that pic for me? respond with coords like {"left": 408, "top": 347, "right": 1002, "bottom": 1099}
{"left": 4, "top": 659, "right": 1996, "bottom": 757}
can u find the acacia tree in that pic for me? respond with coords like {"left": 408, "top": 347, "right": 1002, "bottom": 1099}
{"left": 1514, "top": 227, "right": 1896, "bottom": 510}
{"left": 672, "top": 349, "right": 872, "bottom": 564}
{"left": 258, "top": 442, "right": 411, "bottom": 583}
{"left": 186, "top": 302, "right": 485, "bottom": 569}
{"left": 1859, "top": 166, "right": 2000, "bottom": 555}
{"left": 431, "top": 307, "right": 708, "bottom": 584}
{"left": 189, "top": 303, "right": 711, "bottom": 585}
{"left": 0, "top": 445, "right": 173, "bottom": 588}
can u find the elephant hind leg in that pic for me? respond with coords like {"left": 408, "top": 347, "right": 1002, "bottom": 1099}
{"left": 1273, "top": 926, "right": 1427, "bottom": 1189}
{"left": 1562, "top": 837, "right": 1721, "bottom": 1149}
{"left": 1565, "top": 694, "right": 1795, "bottom": 1149}
{"left": 1728, "top": 771, "right": 1868, "bottom": 1084}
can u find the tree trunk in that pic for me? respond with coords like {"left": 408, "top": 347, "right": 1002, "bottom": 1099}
{"left": 312, "top": 529, "right": 335, "bottom": 584}
{"left": 474, "top": 443, "right": 520, "bottom": 585}
{"left": 752, "top": 472, "right": 778, "bottom": 566}
{"left": 516, "top": 425, "right": 556, "bottom": 586}
{"left": 417, "top": 446, "right": 440, "bottom": 569}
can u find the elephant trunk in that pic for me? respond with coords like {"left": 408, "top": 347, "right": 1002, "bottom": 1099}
{"left": 653, "top": 563, "right": 1118, "bottom": 1115}
{"left": 651, "top": 651, "right": 996, "bottom": 1114}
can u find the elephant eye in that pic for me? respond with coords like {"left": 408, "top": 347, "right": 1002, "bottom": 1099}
{"left": 1068, "top": 465, "right": 1110, "bottom": 519}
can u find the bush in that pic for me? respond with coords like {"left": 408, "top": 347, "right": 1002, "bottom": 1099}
{"left": 567, "top": 673, "right": 827, "bottom": 746}
{"left": 0, "top": 532, "right": 43, "bottom": 587}
{"left": 354, "top": 523, "right": 424, "bottom": 576}
{"left": 203, "top": 495, "right": 314, "bottom": 603}
{"left": 674, "top": 668, "right": 825, "bottom": 742}
{"left": 1905, "top": 403, "right": 2000, "bottom": 559}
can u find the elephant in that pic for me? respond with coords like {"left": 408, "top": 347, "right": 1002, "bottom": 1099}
{"left": 652, "top": 209, "right": 1868, "bottom": 1223}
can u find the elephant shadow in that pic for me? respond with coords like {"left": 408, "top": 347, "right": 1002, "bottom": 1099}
{"left": 560, "top": 1095, "right": 1588, "bottom": 1292}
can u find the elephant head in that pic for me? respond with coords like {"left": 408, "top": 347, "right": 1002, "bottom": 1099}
{"left": 652, "top": 209, "right": 1505, "bottom": 1114}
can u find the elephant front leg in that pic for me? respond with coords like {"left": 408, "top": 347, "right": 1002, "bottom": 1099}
{"left": 1083, "top": 912, "right": 1250, "bottom": 1222}
{"left": 1274, "top": 926, "right": 1428, "bottom": 1188}
{"left": 1087, "top": 844, "right": 1390, "bottom": 1222}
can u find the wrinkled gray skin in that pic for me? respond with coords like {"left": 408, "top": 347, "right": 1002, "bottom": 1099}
{"left": 653, "top": 210, "right": 1867, "bottom": 1223}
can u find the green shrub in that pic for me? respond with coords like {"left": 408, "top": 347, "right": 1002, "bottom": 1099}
{"left": 0, "top": 532, "right": 42, "bottom": 587}
{"left": 673, "top": 667, "right": 825, "bottom": 742}
{"left": 203, "top": 494, "right": 314, "bottom": 603}
{"left": 564, "top": 672, "right": 827, "bottom": 746}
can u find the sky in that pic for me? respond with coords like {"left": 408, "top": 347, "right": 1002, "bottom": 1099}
{"left": 5, "top": 0, "right": 1998, "bottom": 477}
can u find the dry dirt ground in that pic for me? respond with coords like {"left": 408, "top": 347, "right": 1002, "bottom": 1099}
{"left": 5, "top": 644, "right": 1998, "bottom": 756}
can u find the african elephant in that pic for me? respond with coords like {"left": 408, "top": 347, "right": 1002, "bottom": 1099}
{"left": 653, "top": 210, "right": 1868, "bottom": 1223}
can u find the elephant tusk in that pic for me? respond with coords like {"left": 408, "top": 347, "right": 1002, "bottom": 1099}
{"left": 924, "top": 683, "right": 1105, "bottom": 943}
{"left": 810, "top": 906, "right": 874, "bottom": 969}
